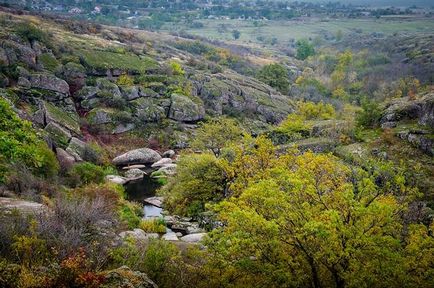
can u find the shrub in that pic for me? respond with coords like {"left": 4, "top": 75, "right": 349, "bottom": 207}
{"left": 191, "top": 117, "right": 243, "bottom": 157}
{"left": 296, "top": 39, "right": 315, "bottom": 60}
{"left": 119, "top": 201, "right": 143, "bottom": 229}
{"left": 116, "top": 73, "right": 134, "bottom": 86}
{"left": 15, "top": 21, "right": 50, "bottom": 45}
{"left": 139, "top": 218, "right": 166, "bottom": 233}
{"left": 275, "top": 114, "right": 311, "bottom": 140}
{"left": 140, "top": 239, "right": 179, "bottom": 284}
{"left": 73, "top": 182, "right": 124, "bottom": 207}
{"left": 356, "top": 99, "right": 382, "bottom": 128}
{"left": 37, "top": 195, "right": 116, "bottom": 263}
{"left": 169, "top": 60, "right": 185, "bottom": 76}
{"left": 173, "top": 40, "right": 213, "bottom": 55}
{"left": 298, "top": 101, "right": 336, "bottom": 120}
{"left": 257, "top": 63, "right": 290, "bottom": 94}
{"left": 5, "top": 163, "right": 57, "bottom": 198}
{"left": 109, "top": 237, "right": 181, "bottom": 286}
{"left": 159, "top": 153, "right": 226, "bottom": 217}
{"left": 0, "top": 97, "right": 59, "bottom": 182}
{"left": 67, "top": 162, "right": 105, "bottom": 187}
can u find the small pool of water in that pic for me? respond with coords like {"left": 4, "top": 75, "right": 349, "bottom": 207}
{"left": 144, "top": 204, "right": 163, "bottom": 218}
{"left": 125, "top": 175, "right": 161, "bottom": 202}
{"left": 124, "top": 174, "right": 164, "bottom": 218}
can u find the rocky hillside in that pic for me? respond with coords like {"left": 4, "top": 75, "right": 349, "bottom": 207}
{"left": 0, "top": 9, "right": 294, "bottom": 164}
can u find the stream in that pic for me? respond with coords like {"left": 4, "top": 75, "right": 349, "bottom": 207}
{"left": 124, "top": 174, "right": 163, "bottom": 218}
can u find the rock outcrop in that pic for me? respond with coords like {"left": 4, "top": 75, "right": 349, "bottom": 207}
{"left": 381, "top": 93, "right": 434, "bottom": 127}
{"left": 180, "top": 233, "right": 207, "bottom": 243}
{"left": 113, "top": 148, "right": 162, "bottom": 166}
{"left": 168, "top": 93, "right": 205, "bottom": 122}
{"left": 191, "top": 71, "right": 294, "bottom": 124}
{"left": 28, "top": 73, "right": 70, "bottom": 95}
{"left": 0, "top": 197, "right": 44, "bottom": 215}
{"left": 103, "top": 266, "right": 158, "bottom": 288}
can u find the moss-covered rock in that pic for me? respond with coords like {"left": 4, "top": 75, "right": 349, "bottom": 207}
{"left": 132, "top": 97, "right": 167, "bottom": 122}
{"left": 193, "top": 71, "right": 294, "bottom": 124}
{"left": 43, "top": 101, "right": 81, "bottom": 134}
{"left": 0, "top": 40, "right": 36, "bottom": 67}
{"left": 66, "top": 137, "right": 87, "bottom": 161}
{"left": 37, "top": 53, "right": 60, "bottom": 72}
{"left": 168, "top": 93, "right": 205, "bottom": 122}
{"left": 57, "top": 62, "right": 86, "bottom": 94}
{"left": 102, "top": 266, "right": 158, "bottom": 288}
{"left": 96, "top": 78, "right": 122, "bottom": 97}
{"left": 113, "top": 148, "right": 161, "bottom": 166}
{"left": 381, "top": 93, "right": 434, "bottom": 127}
{"left": 120, "top": 85, "right": 140, "bottom": 101}
{"left": 44, "top": 121, "right": 72, "bottom": 148}
{"left": 28, "top": 73, "right": 70, "bottom": 95}
{"left": 86, "top": 107, "right": 114, "bottom": 125}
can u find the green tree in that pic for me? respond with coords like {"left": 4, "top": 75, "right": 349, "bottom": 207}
{"left": 355, "top": 99, "right": 382, "bottom": 128}
{"left": 296, "top": 39, "right": 315, "bottom": 60}
{"left": 232, "top": 29, "right": 241, "bottom": 40}
{"left": 159, "top": 153, "right": 226, "bottom": 217}
{"left": 257, "top": 63, "right": 290, "bottom": 94}
{"left": 191, "top": 118, "right": 243, "bottom": 157}
{"left": 203, "top": 151, "right": 428, "bottom": 288}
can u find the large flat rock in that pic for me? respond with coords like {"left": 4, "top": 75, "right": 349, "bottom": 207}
{"left": 0, "top": 197, "right": 44, "bottom": 214}
{"left": 113, "top": 148, "right": 162, "bottom": 166}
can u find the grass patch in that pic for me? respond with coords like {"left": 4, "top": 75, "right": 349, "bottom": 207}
{"left": 38, "top": 53, "right": 60, "bottom": 72}
{"left": 78, "top": 49, "right": 158, "bottom": 73}
{"left": 139, "top": 218, "right": 167, "bottom": 233}
{"left": 44, "top": 102, "right": 80, "bottom": 134}
{"left": 119, "top": 201, "right": 144, "bottom": 229}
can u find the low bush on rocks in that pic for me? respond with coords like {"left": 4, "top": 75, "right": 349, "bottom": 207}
{"left": 139, "top": 218, "right": 166, "bottom": 233}
{"left": 67, "top": 162, "right": 105, "bottom": 187}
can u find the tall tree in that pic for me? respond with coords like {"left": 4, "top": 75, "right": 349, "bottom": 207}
{"left": 203, "top": 151, "right": 431, "bottom": 287}
{"left": 296, "top": 39, "right": 315, "bottom": 60}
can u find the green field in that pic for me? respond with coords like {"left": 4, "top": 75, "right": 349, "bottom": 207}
{"left": 167, "top": 18, "right": 434, "bottom": 45}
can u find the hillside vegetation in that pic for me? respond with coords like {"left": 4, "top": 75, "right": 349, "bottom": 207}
{"left": 0, "top": 5, "right": 433, "bottom": 288}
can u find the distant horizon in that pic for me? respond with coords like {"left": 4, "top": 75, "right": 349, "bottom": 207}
{"left": 291, "top": 0, "right": 433, "bottom": 7}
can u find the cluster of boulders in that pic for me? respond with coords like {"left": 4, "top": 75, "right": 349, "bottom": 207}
{"left": 106, "top": 148, "right": 177, "bottom": 185}
{"left": 110, "top": 147, "right": 209, "bottom": 244}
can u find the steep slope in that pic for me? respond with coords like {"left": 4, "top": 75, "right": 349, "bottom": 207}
{"left": 0, "top": 9, "right": 294, "bottom": 161}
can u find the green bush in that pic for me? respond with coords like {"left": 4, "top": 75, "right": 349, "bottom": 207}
{"left": 275, "top": 114, "right": 311, "bottom": 139}
{"left": 0, "top": 97, "right": 59, "bottom": 182}
{"left": 116, "top": 74, "right": 134, "bottom": 86}
{"left": 109, "top": 237, "right": 180, "bottom": 286}
{"left": 15, "top": 22, "right": 50, "bottom": 45}
{"left": 139, "top": 218, "right": 166, "bottom": 233}
{"left": 356, "top": 99, "right": 382, "bottom": 128}
{"left": 298, "top": 101, "right": 336, "bottom": 120}
{"left": 159, "top": 153, "right": 226, "bottom": 218}
{"left": 296, "top": 39, "right": 315, "bottom": 60}
{"left": 257, "top": 63, "right": 290, "bottom": 94}
{"left": 119, "top": 201, "right": 143, "bottom": 229}
{"left": 169, "top": 60, "right": 185, "bottom": 76}
{"left": 67, "top": 162, "right": 105, "bottom": 186}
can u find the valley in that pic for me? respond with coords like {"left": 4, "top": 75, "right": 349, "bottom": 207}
{"left": 0, "top": 1, "right": 433, "bottom": 287}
